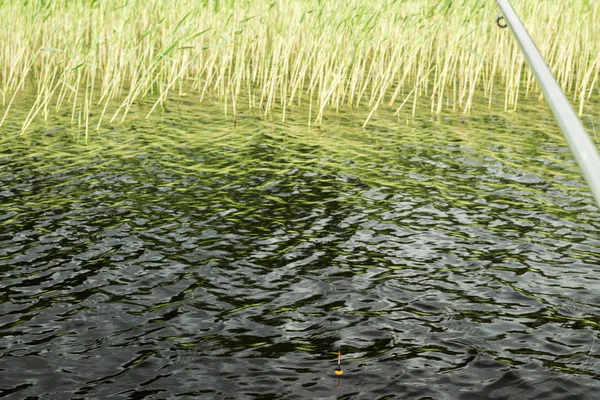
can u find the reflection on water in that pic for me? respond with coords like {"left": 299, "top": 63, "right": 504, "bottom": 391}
{"left": 1, "top": 98, "right": 600, "bottom": 399}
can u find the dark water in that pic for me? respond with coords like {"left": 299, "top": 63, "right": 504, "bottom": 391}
{"left": 1, "top": 102, "right": 600, "bottom": 399}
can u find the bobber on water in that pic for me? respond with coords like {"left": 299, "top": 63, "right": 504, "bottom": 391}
{"left": 334, "top": 351, "right": 343, "bottom": 375}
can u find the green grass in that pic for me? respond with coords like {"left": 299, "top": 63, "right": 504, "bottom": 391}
{"left": 0, "top": 0, "right": 598, "bottom": 133}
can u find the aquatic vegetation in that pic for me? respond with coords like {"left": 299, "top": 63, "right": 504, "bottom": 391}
{"left": 0, "top": 0, "right": 598, "bottom": 133}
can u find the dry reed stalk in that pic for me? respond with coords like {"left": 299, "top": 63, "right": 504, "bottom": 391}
{"left": 0, "top": 0, "right": 597, "bottom": 133}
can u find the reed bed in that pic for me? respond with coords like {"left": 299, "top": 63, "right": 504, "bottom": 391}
{"left": 0, "top": 0, "right": 598, "bottom": 133}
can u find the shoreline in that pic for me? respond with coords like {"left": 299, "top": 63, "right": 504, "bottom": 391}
{"left": 1, "top": 1, "right": 598, "bottom": 132}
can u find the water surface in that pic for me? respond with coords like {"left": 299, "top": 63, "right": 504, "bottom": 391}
{"left": 1, "top": 99, "right": 600, "bottom": 399}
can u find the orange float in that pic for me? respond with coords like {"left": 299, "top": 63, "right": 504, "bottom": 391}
{"left": 334, "top": 351, "right": 343, "bottom": 375}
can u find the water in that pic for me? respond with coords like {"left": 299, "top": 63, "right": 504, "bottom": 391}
{"left": 1, "top": 98, "right": 600, "bottom": 399}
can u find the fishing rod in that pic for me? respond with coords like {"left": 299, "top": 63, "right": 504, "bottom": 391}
{"left": 496, "top": 0, "right": 600, "bottom": 210}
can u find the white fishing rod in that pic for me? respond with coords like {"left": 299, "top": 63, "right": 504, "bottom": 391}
{"left": 496, "top": 0, "right": 600, "bottom": 210}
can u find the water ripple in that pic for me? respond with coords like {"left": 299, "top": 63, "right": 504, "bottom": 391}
{"left": 1, "top": 104, "right": 600, "bottom": 398}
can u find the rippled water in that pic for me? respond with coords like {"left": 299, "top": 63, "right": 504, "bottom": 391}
{"left": 1, "top": 99, "right": 600, "bottom": 399}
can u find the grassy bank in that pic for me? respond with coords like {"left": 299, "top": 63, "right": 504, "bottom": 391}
{"left": 0, "top": 0, "right": 598, "bottom": 133}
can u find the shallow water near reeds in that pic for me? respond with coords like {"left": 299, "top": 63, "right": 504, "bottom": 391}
{"left": 1, "top": 98, "right": 600, "bottom": 399}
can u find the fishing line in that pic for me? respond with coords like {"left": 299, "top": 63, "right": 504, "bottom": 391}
{"left": 583, "top": 329, "right": 598, "bottom": 370}
{"left": 584, "top": 104, "right": 599, "bottom": 148}
{"left": 582, "top": 104, "right": 599, "bottom": 372}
